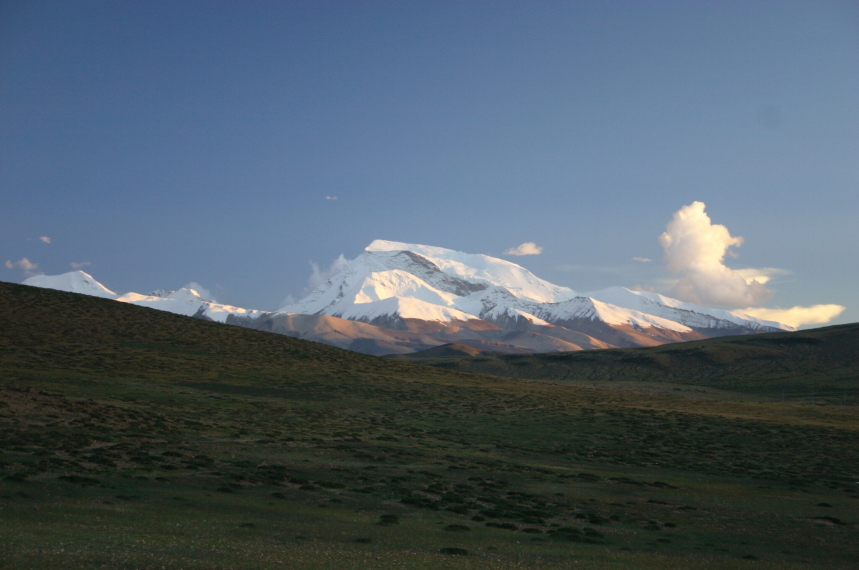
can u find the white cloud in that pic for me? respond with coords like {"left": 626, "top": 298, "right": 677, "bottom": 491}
{"left": 184, "top": 282, "right": 214, "bottom": 301}
{"left": 70, "top": 261, "right": 91, "bottom": 269}
{"left": 325, "top": 196, "right": 338, "bottom": 201}
{"left": 658, "top": 201, "right": 772, "bottom": 306}
{"left": 5, "top": 257, "right": 41, "bottom": 277}
{"left": 733, "top": 267, "right": 789, "bottom": 285}
{"left": 504, "top": 242, "right": 543, "bottom": 256}
{"left": 39, "top": 236, "right": 51, "bottom": 244}
{"left": 632, "top": 257, "right": 652, "bottom": 263}
{"left": 735, "top": 304, "right": 846, "bottom": 328}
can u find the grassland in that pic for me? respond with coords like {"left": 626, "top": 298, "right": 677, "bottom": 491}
{"left": 397, "top": 324, "right": 859, "bottom": 401}
{"left": 1, "top": 282, "right": 857, "bottom": 569}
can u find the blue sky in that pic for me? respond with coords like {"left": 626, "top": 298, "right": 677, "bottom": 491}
{"left": 2, "top": 1, "right": 856, "bottom": 327}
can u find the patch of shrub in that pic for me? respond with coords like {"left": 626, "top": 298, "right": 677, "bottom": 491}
{"left": 444, "top": 524, "right": 470, "bottom": 532}
{"left": 439, "top": 547, "right": 468, "bottom": 555}
{"left": 58, "top": 475, "right": 100, "bottom": 486}
{"left": 485, "top": 522, "right": 517, "bottom": 531}
{"left": 378, "top": 514, "right": 399, "bottom": 525}
{"left": 813, "top": 516, "right": 845, "bottom": 525}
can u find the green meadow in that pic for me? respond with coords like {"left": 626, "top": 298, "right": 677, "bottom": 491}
{"left": 1, "top": 282, "right": 857, "bottom": 569}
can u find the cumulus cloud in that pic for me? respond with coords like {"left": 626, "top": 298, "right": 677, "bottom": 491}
{"left": 504, "top": 242, "right": 543, "bottom": 256}
{"left": 735, "top": 304, "right": 846, "bottom": 328}
{"left": 632, "top": 257, "right": 652, "bottom": 263}
{"left": 658, "top": 201, "right": 772, "bottom": 306}
{"left": 39, "top": 236, "right": 51, "bottom": 244}
{"left": 184, "top": 282, "right": 214, "bottom": 301}
{"left": 5, "top": 257, "right": 41, "bottom": 277}
{"left": 70, "top": 261, "right": 91, "bottom": 269}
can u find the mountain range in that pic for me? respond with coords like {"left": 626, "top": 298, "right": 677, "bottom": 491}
{"left": 20, "top": 239, "right": 792, "bottom": 355}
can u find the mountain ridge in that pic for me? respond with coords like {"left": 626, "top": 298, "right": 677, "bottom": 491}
{"left": 20, "top": 241, "right": 793, "bottom": 354}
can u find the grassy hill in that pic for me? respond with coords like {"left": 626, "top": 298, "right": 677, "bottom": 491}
{"left": 396, "top": 324, "right": 859, "bottom": 399}
{"left": 2, "top": 281, "right": 858, "bottom": 569}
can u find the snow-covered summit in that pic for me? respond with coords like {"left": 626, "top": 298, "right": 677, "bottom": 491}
{"left": 279, "top": 240, "right": 577, "bottom": 320}
{"left": 23, "top": 270, "right": 117, "bottom": 299}
{"left": 365, "top": 240, "right": 576, "bottom": 303}
{"left": 117, "top": 288, "right": 265, "bottom": 323}
{"left": 278, "top": 240, "right": 793, "bottom": 337}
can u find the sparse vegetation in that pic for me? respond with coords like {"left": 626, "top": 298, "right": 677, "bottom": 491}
{"left": 1, "top": 282, "right": 857, "bottom": 569}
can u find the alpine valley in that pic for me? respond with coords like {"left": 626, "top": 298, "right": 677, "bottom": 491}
{"left": 21, "top": 240, "right": 792, "bottom": 356}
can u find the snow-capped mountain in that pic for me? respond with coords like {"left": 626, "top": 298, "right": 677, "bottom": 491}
{"left": 277, "top": 240, "right": 791, "bottom": 349}
{"left": 19, "top": 242, "right": 793, "bottom": 356}
{"left": 22, "top": 271, "right": 265, "bottom": 323}
{"left": 116, "top": 289, "right": 266, "bottom": 323}
{"left": 23, "top": 270, "right": 117, "bottom": 299}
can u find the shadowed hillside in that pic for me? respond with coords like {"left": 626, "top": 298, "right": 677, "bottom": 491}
{"left": 396, "top": 324, "right": 859, "bottom": 397}
{"left": 2, "top": 281, "right": 858, "bottom": 570}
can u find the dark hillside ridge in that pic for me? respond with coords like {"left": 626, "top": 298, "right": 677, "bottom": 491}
{"left": 398, "top": 322, "right": 859, "bottom": 394}
{"left": 0, "top": 281, "right": 466, "bottom": 386}
{"left": 393, "top": 342, "right": 499, "bottom": 358}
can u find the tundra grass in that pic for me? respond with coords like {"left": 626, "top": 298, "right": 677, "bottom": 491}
{"left": 1, "top": 282, "right": 857, "bottom": 569}
{"left": 398, "top": 322, "right": 859, "bottom": 398}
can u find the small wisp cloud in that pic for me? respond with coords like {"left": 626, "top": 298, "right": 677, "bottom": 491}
{"left": 659, "top": 201, "right": 771, "bottom": 306}
{"left": 70, "top": 262, "right": 91, "bottom": 269}
{"left": 39, "top": 236, "right": 51, "bottom": 244}
{"left": 307, "top": 254, "right": 350, "bottom": 291}
{"left": 505, "top": 242, "right": 543, "bottom": 256}
{"left": 184, "top": 282, "right": 214, "bottom": 301}
{"left": 5, "top": 257, "right": 41, "bottom": 277}
{"left": 281, "top": 254, "right": 351, "bottom": 308}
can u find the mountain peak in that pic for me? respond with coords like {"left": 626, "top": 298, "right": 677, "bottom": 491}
{"left": 23, "top": 270, "right": 117, "bottom": 299}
